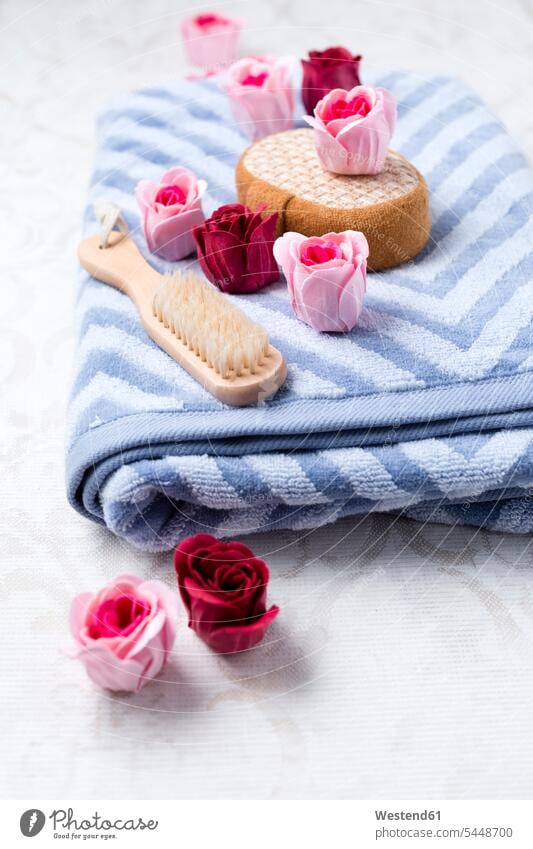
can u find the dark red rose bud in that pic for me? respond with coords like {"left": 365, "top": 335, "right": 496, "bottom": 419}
{"left": 192, "top": 202, "right": 279, "bottom": 294}
{"left": 301, "top": 46, "right": 363, "bottom": 115}
{"left": 174, "top": 533, "right": 280, "bottom": 653}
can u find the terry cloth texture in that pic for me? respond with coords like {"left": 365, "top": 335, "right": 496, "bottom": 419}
{"left": 236, "top": 130, "right": 430, "bottom": 269}
{"left": 66, "top": 69, "right": 533, "bottom": 551}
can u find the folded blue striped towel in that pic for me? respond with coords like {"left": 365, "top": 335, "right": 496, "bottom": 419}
{"left": 67, "top": 69, "right": 533, "bottom": 550}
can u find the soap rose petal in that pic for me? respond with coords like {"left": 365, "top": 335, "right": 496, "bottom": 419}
{"left": 185, "top": 580, "right": 247, "bottom": 632}
{"left": 297, "top": 264, "right": 353, "bottom": 332}
{"left": 337, "top": 267, "right": 366, "bottom": 330}
{"left": 202, "top": 605, "right": 280, "bottom": 653}
{"left": 70, "top": 593, "right": 94, "bottom": 644}
{"left": 195, "top": 231, "right": 231, "bottom": 288}
{"left": 380, "top": 87, "right": 397, "bottom": 134}
{"left": 336, "top": 106, "right": 389, "bottom": 144}
{"left": 312, "top": 126, "right": 354, "bottom": 174}
{"left": 336, "top": 117, "right": 390, "bottom": 174}
{"left": 246, "top": 213, "right": 280, "bottom": 289}
{"left": 135, "top": 180, "right": 158, "bottom": 208}
{"left": 273, "top": 231, "right": 309, "bottom": 304}
{"left": 229, "top": 89, "right": 292, "bottom": 140}
{"left": 265, "top": 55, "right": 295, "bottom": 112}
{"left": 77, "top": 643, "right": 147, "bottom": 692}
{"left": 149, "top": 205, "right": 206, "bottom": 261}
{"left": 273, "top": 231, "right": 305, "bottom": 270}
{"left": 204, "top": 228, "right": 247, "bottom": 292}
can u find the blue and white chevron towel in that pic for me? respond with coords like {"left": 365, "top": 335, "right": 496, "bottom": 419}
{"left": 66, "top": 69, "right": 533, "bottom": 550}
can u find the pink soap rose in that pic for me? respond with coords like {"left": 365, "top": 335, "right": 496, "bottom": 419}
{"left": 174, "top": 534, "right": 279, "bottom": 653}
{"left": 135, "top": 166, "right": 207, "bottom": 261}
{"left": 180, "top": 12, "right": 243, "bottom": 69}
{"left": 305, "top": 85, "right": 396, "bottom": 175}
{"left": 273, "top": 230, "right": 369, "bottom": 332}
{"left": 224, "top": 56, "right": 295, "bottom": 141}
{"left": 69, "top": 575, "right": 178, "bottom": 692}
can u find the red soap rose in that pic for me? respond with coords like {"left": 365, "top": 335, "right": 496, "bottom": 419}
{"left": 301, "top": 46, "right": 362, "bottom": 114}
{"left": 174, "top": 533, "right": 280, "bottom": 653}
{"left": 192, "top": 202, "right": 279, "bottom": 294}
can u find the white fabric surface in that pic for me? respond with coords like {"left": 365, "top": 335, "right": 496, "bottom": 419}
{"left": 1, "top": 0, "right": 533, "bottom": 800}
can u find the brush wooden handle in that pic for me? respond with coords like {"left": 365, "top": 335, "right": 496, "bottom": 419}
{"left": 79, "top": 230, "right": 161, "bottom": 303}
{"left": 78, "top": 232, "right": 287, "bottom": 406}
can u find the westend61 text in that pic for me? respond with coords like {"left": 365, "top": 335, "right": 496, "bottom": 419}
{"left": 375, "top": 810, "right": 441, "bottom": 821}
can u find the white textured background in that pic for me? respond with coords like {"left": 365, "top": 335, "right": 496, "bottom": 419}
{"left": 1, "top": 0, "right": 533, "bottom": 800}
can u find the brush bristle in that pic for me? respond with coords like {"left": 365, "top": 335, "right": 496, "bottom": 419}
{"left": 152, "top": 271, "right": 270, "bottom": 379}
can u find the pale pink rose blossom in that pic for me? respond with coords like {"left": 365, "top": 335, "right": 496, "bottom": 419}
{"left": 69, "top": 575, "right": 178, "bottom": 693}
{"left": 224, "top": 56, "right": 295, "bottom": 141}
{"left": 273, "top": 230, "right": 369, "bottom": 332}
{"left": 180, "top": 12, "right": 243, "bottom": 69}
{"left": 304, "top": 85, "right": 396, "bottom": 175}
{"left": 135, "top": 166, "right": 207, "bottom": 261}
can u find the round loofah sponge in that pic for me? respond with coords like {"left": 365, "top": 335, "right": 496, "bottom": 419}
{"left": 235, "top": 128, "right": 430, "bottom": 271}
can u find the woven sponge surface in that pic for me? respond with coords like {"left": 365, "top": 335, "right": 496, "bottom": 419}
{"left": 236, "top": 128, "right": 430, "bottom": 270}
